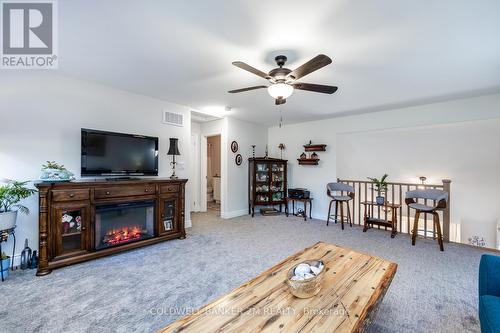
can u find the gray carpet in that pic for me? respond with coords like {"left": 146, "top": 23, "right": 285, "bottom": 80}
{"left": 0, "top": 212, "right": 489, "bottom": 332}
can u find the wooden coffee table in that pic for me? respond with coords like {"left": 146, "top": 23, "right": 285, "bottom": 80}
{"left": 158, "top": 242, "right": 397, "bottom": 333}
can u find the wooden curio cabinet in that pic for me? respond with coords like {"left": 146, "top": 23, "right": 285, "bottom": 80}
{"left": 52, "top": 202, "right": 91, "bottom": 260}
{"left": 248, "top": 157, "right": 288, "bottom": 217}
{"left": 159, "top": 196, "right": 179, "bottom": 235}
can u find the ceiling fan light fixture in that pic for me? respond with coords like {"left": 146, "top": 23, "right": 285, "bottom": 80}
{"left": 267, "top": 83, "right": 294, "bottom": 99}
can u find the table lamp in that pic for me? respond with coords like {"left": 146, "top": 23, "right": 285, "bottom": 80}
{"left": 167, "top": 138, "right": 180, "bottom": 179}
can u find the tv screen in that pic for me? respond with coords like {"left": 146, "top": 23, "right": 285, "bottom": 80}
{"left": 81, "top": 129, "right": 159, "bottom": 176}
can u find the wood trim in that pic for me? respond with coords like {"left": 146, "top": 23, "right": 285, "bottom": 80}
{"left": 338, "top": 179, "right": 444, "bottom": 188}
{"left": 303, "top": 143, "right": 327, "bottom": 152}
{"left": 298, "top": 158, "right": 320, "bottom": 165}
{"left": 36, "top": 187, "right": 51, "bottom": 276}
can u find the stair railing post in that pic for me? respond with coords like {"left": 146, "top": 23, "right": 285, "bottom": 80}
{"left": 442, "top": 179, "right": 451, "bottom": 242}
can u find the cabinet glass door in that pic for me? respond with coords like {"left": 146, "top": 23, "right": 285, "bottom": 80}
{"left": 255, "top": 163, "right": 270, "bottom": 203}
{"left": 271, "top": 163, "right": 285, "bottom": 202}
{"left": 54, "top": 204, "right": 89, "bottom": 258}
{"left": 160, "top": 197, "right": 178, "bottom": 235}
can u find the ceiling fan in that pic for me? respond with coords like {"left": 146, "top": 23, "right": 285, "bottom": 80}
{"left": 228, "top": 54, "right": 338, "bottom": 105}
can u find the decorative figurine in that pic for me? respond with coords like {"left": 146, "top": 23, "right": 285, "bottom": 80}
{"left": 251, "top": 145, "right": 256, "bottom": 158}
{"left": 20, "top": 238, "right": 32, "bottom": 270}
{"left": 29, "top": 250, "right": 38, "bottom": 269}
{"left": 40, "top": 161, "right": 75, "bottom": 182}
{"left": 265, "top": 145, "right": 269, "bottom": 158}
{"left": 278, "top": 143, "right": 285, "bottom": 159}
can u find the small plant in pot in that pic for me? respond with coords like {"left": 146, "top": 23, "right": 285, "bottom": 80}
{"left": 40, "top": 161, "right": 74, "bottom": 182}
{"left": 0, "top": 180, "right": 37, "bottom": 230}
{"left": 367, "top": 174, "right": 389, "bottom": 205}
{"left": 1, "top": 251, "right": 10, "bottom": 279}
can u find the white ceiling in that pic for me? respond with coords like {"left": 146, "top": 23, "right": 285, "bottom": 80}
{"left": 54, "top": 1, "right": 500, "bottom": 125}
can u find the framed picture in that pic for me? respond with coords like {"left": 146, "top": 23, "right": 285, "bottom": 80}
{"left": 235, "top": 154, "right": 242, "bottom": 166}
{"left": 231, "top": 141, "right": 239, "bottom": 153}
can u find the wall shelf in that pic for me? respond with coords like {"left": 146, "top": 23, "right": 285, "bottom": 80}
{"left": 297, "top": 159, "right": 320, "bottom": 166}
{"left": 303, "top": 144, "right": 327, "bottom": 152}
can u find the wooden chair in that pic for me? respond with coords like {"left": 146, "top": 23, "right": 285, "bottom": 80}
{"left": 326, "top": 183, "right": 355, "bottom": 230}
{"left": 405, "top": 189, "right": 448, "bottom": 251}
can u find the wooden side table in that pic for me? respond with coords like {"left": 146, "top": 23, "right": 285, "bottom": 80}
{"left": 361, "top": 201, "right": 401, "bottom": 238}
{"left": 285, "top": 197, "right": 313, "bottom": 221}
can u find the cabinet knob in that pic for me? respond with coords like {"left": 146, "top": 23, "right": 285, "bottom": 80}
{"left": 161, "top": 213, "right": 165, "bottom": 218}
{"left": 145, "top": 189, "right": 149, "bottom": 193}
{"left": 106, "top": 191, "right": 110, "bottom": 195}
{"left": 81, "top": 226, "right": 86, "bottom": 231}
{"left": 69, "top": 193, "right": 75, "bottom": 198}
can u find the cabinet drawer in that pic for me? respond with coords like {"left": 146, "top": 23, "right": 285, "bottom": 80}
{"left": 160, "top": 184, "right": 180, "bottom": 194}
{"left": 52, "top": 189, "right": 89, "bottom": 202}
{"left": 95, "top": 185, "right": 155, "bottom": 199}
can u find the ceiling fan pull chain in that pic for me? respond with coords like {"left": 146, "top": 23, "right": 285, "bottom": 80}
{"left": 279, "top": 106, "right": 284, "bottom": 128}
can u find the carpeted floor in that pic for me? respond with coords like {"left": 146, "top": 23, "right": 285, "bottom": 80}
{"left": 0, "top": 212, "right": 490, "bottom": 332}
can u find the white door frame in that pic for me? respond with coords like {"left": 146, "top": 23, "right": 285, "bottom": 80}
{"left": 201, "top": 132, "right": 223, "bottom": 213}
{"left": 189, "top": 133, "right": 200, "bottom": 212}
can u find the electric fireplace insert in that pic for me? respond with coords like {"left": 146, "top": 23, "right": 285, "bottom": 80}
{"left": 95, "top": 200, "right": 155, "bottom": 250}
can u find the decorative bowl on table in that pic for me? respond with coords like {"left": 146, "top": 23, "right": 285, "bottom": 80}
{"left": 285, "top": 260, "right": 325, "bottom": 298}
{"left": 40, "top": 161, "right": 75, "bottom": 182}
{"left": 40, "top": 168, "right": 74, "bottom": 182}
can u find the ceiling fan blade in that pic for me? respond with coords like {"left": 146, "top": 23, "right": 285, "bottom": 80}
{"left": 287, "top": 54, "right": 332, "bottom": 81}
{"left": 275, "top": 98, "right": 286, "bottom": 105}
{"left": 228, "top": 85, "right": 268, "bottom": 93}
{"left": 232, "top": 61, "right": 270, "bottom": 80}
{"left": 293, "top": 83, "right": 338, "bottom": 94}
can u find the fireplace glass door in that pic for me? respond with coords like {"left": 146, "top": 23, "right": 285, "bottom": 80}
{"left": 95, "top": 200, "right": 155, "bottom": 250}
{"left": 53, "top": 203, "right": 90, "bottom": 258}
{"left": 159, "top": 196, "right": 178, "bottom": 235}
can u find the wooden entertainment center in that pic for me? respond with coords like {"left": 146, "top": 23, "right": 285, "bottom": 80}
{"left": 35, "top": 178, "right": 187, "bottom": 276}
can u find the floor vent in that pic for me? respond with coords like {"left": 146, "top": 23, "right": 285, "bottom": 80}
{"left": 163, "top": 111, "right": 184, "bottom": 127}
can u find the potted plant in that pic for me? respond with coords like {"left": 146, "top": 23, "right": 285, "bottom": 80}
{"left": 40, "top": 161, "right": 74, "bottom": 182}
{"left": 1, "top": 251, "right": 10, "bottom": 279}
{"left": 367, "top": 174, "right": 389, "bottom": 205}
{"left": 0, "top": 180, "right": 37, "bottom": 230}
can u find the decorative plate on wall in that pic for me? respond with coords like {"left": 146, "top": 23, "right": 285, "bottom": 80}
{"left": 235, "top": 154, "right": 242, "bottom": 166}
{"left": 231, "top": 141, "right": 239, "bottom": 153}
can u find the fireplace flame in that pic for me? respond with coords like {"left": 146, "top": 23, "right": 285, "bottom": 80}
{"left": 104, "top": 225, "right": 145, "bottom": 246}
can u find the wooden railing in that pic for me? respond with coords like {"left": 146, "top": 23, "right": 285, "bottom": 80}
{"left": 337, "top": 178, "right": 451, "bottom": 241}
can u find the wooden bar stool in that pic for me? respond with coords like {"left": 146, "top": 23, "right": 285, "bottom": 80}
{"left": 326, "top": 182, "right": 355, "bottom": 230}
{"left": 405, "top": 189, "right": 449, "bottom": 251}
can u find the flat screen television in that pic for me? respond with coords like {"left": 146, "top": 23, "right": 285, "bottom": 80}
{"left": 81, "top": 129, "right": 159, "bottom": 176}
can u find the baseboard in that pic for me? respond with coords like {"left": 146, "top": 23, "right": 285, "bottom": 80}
{"left": 221, "top": 209, "right": 248, "bottom": 219}
{"left": 185, "top": 219, "right": 192, "bottom": 228}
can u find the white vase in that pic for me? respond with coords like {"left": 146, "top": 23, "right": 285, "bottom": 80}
{"left": 0, "top": 211, "right": 18, "bottom": 230}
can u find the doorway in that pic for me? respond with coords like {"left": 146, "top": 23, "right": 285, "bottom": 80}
{"left": 206, "top": 135, "right": 221, "bottom": 214}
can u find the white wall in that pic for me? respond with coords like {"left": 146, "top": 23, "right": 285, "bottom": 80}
{"left": 0, "top": 72, "right": 193, "bottom": 263}
{"left": 190, "top": 121, "right": 201, "bottom": 212}
{"left": 268, "top": 93, "right": 500, "bottom": 247}
{"left": 225, "top": 117, "right": 267, "bottom": 217}
{"left": 191, "top": 117, "right": 267, "bottom": 218}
